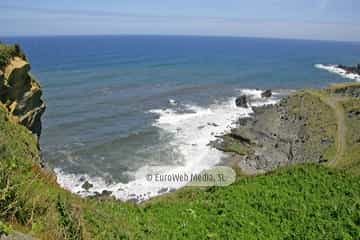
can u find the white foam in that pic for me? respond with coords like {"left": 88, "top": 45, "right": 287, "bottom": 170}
{"left": 54, "top": 89, "right": 281, "bottom": 202}
{"left": 315, "top": 64, "right": 360, "bottom": 81}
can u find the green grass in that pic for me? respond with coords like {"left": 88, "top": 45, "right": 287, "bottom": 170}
{"left": 85, "top": 164, "right": 360, "bottom": 240}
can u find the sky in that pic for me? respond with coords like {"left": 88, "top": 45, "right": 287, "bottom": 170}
{"left": 0, "top": 0, "right": 359, "bottom": 41}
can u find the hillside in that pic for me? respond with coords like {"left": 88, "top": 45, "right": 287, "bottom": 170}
{"left": 0, "top": 43, "right": 360, "bottom": 239}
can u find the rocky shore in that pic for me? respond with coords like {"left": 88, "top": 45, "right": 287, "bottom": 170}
{"left": 337, "top": 64, "right": 360, "bottom": 76}
{"left": 213, "top": 82, "right": 360, "bottom": 174}
{"left": 315, "top": 63, "right": 360, "bottom": 81}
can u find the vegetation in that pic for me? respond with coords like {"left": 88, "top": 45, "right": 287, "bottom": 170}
{"left": 0, "top": 43, "right": 25, "bottom": 70}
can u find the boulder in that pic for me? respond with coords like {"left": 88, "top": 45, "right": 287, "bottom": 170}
{"left": 261, "top": 89, "right": 272, "bottom": 98}
{"left": 235, "top": 95, "right": 249, "bottom": 108}
{"left": 81, "top": 181, "right": 93, "bottom": 191}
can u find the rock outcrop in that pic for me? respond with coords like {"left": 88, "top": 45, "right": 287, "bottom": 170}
{"left": 337, "top": 64, "right": 360, "bottom": 75}
{"left": 0, "top": 48, "right": 45, "bottom": 140}
{"left": 235, "top": 95, "right": 249, "bottom": 108}
{"left": 261, "top": 89, "right": 272, "bottom": 98}
{"left": 213, "top": 86, "right": 357, "bottom": 174}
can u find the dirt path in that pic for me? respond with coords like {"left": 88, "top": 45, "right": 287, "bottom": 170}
{"left": 320, "top": 96, "right": 347, "bottom": 164}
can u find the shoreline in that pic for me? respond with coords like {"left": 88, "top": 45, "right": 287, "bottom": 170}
{"left": 315, "top": 63, "right": 360, "bottom": 81}
{"left": 213, "top": 81, "right": 360, "bottom": 176}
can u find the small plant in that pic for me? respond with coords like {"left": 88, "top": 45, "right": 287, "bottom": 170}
{"left": 56, "top": 197, "right": 83, "bottom": 240}
{"left": 0, "top": 220, "right": 12, "bottom": 236}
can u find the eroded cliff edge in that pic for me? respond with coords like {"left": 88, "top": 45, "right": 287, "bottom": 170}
{"left": 0, "top": 43, "right": 45, "bottom": 141}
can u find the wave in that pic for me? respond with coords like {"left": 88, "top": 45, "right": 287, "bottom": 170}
{"left": 315, "top": 64, "right": 360, "bottom": 81}
{"left": 54, "top": 89, "right": 282, "bottom": 202}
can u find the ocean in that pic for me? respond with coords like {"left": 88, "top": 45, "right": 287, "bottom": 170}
{"left": 3, "top": 35, "right": 360, "bottom": 201}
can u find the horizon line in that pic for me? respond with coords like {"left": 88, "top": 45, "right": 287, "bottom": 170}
{"left": 2, "top": 33, "right": 359, "bottom": 44}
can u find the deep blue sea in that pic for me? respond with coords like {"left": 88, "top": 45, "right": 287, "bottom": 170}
{"left": 3, "top": 35, "right": 360, "bottom": 200}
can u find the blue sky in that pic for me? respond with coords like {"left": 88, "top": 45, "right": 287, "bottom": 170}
{"left": 1, "top": 0, "right": 359, "bottom": 41}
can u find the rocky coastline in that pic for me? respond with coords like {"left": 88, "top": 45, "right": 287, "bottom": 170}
{"left": 316, "top": 63, "right": 360, "bottom": 81}
{"left": 337, "top": 64, "right": 360, "bottom": 76}
{"left": 213, "top": 82, "right": 360, "bottom": 174}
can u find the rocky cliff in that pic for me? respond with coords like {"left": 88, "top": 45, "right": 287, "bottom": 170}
{"left": 0, "top": 44, "right": 45, "bottom": 140}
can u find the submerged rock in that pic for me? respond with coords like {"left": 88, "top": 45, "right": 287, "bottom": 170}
{"left": 235, "top": 95, "right": 249, "bottom": 108}
{"left": 261, "top": 89, "right": 272, "bottom": 98}
{"left": 81, "top": 181, "right": 93, "bottom": 191}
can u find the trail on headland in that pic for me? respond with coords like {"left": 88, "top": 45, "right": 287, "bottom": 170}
{"left": 317, "top": 95, "right": 347, "bottom": 164}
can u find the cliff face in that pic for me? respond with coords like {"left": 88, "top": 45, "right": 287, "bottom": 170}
{"left": 0, "top": 44, "right": 45, "bottom": 139}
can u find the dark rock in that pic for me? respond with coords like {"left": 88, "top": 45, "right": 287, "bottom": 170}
{"left": 229, "top": 133, "right": 252, "bottom": 145}
{"left": 127, "top": 198, "right": 139, "bottom": 204}
{"left": 100, "top": 190, "right": 112, "bottom": 197}
{"left": 81, "top": 181, "right": 93, "bottom": 191}
{"left": 261, "top": 89, "right": 272, "bottom": 98}
{"left": 321, "top": 138, "right": 332, "bottom": 145}
{"left": 319, "top": 155, "right": 328, "bottom": 163}
{"left": 235, "top": 95, "right": 249, "bottom": 108}
{"left": 157, "top": 188, "right": 169, "bottom": 194}
{"left": 238, "top": 117, "right": 251, "bottom": 126}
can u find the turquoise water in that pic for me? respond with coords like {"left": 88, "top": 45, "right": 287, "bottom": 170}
{"left": 3, "top": 35, "right": 360, "bottom": 200}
